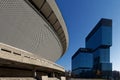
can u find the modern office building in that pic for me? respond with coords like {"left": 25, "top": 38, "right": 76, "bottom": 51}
{"left": 72, "top": 48, "right": 93, "bottom": 78}
{"left": 72, "top": 18, "right": 112, "bottom": 79}
{"left": 0, "top": 0, "right": 69, "bottom": 80}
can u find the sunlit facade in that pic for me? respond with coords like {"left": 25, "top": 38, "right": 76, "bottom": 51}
{"left": 0, "top": 0, "right": 68, "bottom": 79}
{"left": 0, "top": 0, "right": 68, "bottom": 62}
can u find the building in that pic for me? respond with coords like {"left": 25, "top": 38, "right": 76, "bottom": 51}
{"left": 72, "top": 18, "right": 112, "bottom": 79}
{"left": 0, "top": 0, "right": 69, "bottom": 80}
{"left": 72, "top": 48, "right": 93, "bottom": 78}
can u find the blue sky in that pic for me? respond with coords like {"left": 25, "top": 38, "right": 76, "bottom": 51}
{"left": 56, "top": 0, "right": 120, "bottom": 71}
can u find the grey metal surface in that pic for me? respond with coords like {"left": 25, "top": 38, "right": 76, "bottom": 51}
{"left": 0, "top": 0, "right": 68, "bottom": 61}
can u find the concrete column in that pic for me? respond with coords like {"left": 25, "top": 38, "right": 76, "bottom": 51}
{"left": 41, "top": 76, "right": 48, "bottom": 80}
{"left": 32, "top": 69, "right": 36, "bottom": 78}
{"left": 52, "top": 72, "right": 55, "bottom": 77}
{"left": 61, "top": 76, "right": 66, "bottom": 80}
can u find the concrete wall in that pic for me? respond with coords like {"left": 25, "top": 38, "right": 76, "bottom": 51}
{"left": 70, "top": 79, "right": 106, "bottom": 80}
{"left": 0, "top": 68, "right": 34, "bottom": 77}
{"left": 0, "top": 78, "right": 36, "bottom": 80}
{"left": 0, "top": 43, "right": 65, "bottom": 72}
{"left": 0, "top": 77, "right": 66, "bottom": 80}
{"left": 41, "top": 76, "right": 66, "bottom": 80}
{"left": 41, "top": 76, "right": 60, "bottom": 80}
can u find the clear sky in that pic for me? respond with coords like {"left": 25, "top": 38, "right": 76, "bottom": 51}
{"left": 56, "top": 0, "right": 120, "bottom": 71}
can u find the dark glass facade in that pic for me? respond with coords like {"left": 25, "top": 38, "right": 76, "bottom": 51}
{"left": 72, "top": 48, "right": 93, "bottom": 78}
{"left": 72, "top": 18, "right": 112, "bottom": 79}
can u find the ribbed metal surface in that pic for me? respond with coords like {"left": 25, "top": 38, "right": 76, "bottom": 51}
{"left": 0, "top": 0, "right": 63, "bottom": 61}
{"left": 28, "top": 0, "right": 68, "bottom": 55}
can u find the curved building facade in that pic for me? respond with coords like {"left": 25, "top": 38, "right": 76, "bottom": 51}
{"left": 0, "top": 0, "right": 68, "bottom": 62}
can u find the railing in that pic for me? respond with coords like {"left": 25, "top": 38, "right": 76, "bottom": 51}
{"left": 0, "top": 43, "right": 64, "bottom": 72}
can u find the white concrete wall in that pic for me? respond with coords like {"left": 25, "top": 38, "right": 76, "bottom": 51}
{"left": 61, "top": 77, "right": 66, "bottom": 80}
{"left": 0, "top": 78, "right": 36, "bottom": 80}
{"left": 42, "top": 76, "right": 48, "bottom": 80}
{"left": 41, "top": 76, "right": 67, "bottom": 80}
{"left": 48, "top": 78, "right": 60, "bottom": 80}
{"left": 0, "top": 43, "right": 65, "bottom": 72}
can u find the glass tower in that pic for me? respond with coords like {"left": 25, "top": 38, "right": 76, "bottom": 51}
{"left": 72, "top": 18, "right": 112, "bottom": 79}
{"left": 72, "top": 48, "right": 93, "bottom": 78}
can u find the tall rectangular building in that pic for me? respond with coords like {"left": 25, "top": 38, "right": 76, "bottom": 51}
{"left": 72, "top": 18, "right": 112, "bottom": 79}
{"left": 86, "top": 18, "right": 112, "bottom": 49}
